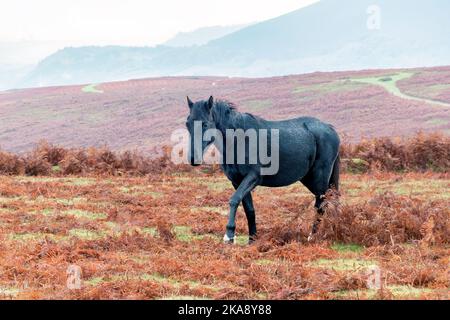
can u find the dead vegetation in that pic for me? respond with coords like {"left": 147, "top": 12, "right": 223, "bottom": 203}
{"left": 0, "top": 133, "right": 448, "bottom": 177}
{"left": 0, "top": 169, "right": 447, "bottom": 300}
{"left": 0, "top": 133, "right": 448, "bottom": 300}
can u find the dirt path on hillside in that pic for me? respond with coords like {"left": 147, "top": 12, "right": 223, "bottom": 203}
{"left": 352, "top": 72, "right": 450, "bottom": 108}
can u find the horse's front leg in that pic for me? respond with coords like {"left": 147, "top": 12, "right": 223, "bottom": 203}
{"left": 224, "top": 173, "right": 259, "bottom": 244}
{"left": 233, "top": 183, "right": 257, "bottom": 244}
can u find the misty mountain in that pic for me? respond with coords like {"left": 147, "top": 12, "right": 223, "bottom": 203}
{"left": 0, "top": 64, "right": 33, "bottom": 91}
{"left": 0, "top": 41, "right": 64, "bottom": 90}
{"left": 18, "top": 0, "right": 450, "bottom": 88}
{"left": 163, "top": 24, "right": 251, "bottom": 47}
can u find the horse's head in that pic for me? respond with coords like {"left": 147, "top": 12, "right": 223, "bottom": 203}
{"left": 185, "top": 96, "right": 216, "bottom": 166}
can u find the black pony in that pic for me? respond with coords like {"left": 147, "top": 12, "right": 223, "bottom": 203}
{"left": 186, "top": 96, "right": 340, "bottom": 244}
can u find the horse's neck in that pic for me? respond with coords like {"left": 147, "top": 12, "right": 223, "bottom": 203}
{"left": 213, "top": 110, "right": 246, "bottom": 159}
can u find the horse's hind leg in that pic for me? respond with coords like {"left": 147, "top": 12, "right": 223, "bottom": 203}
{"left": 242, "top": 193, "right": 257, "bottom": 244}
{"left": 300, "top": 159, "right": 336, "bottom": 240}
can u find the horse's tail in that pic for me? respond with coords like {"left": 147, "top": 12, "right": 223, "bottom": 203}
{"left": 329, "top": 154, "right": 340, "bottom": 191}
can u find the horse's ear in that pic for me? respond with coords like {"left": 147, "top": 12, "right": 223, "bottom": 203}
{"left": 187, "top": 96, "right": 194, "bottom": 109}
{"left": 208, "top": 96, "right": 214, "bottom": 110}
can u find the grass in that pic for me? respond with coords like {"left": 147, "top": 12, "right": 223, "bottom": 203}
{"left": 0, "top": 172, "right": 447, "bottom": 300}
{"left": 243, "top": 99, "right": 273, "bottom": 112}
{"left": 64, "top": 178, "right": 97, "bottom": 186}
{"left": 172, "top": 226, "right": 219, "bottom": 243}
{"left": 9, "top": 232, "right": 62, "bottom": 242}
{"left": 69, "top": 229, "right": 105, "bottom": 240}
{"left": 333, "top": 285, "right": 435, "bottom": 299}
{"left": 331, "top": 243, "right": 365, "bottom": 253}
{"left": 254, "top": 259, "right": 277, "bottom": 266}
{"left": 426, "top": 118, "right": 448, "bottom": 126}
{"left": 54, "top": 197, "right": 88, "bottom": 205}
{"left": 0, "top": 287, "right": 20, "bottom": 297}
{"left": 85, "top": 272, "right": 220, "bottom": 293}
{"left": 120, "top": 186, "right": 163, "bottom": 198}
{"left": 191, "top": 206, "right": 228, "bottom": 216}
{"left": 64, "top": 209, "right": 107, "bottom": 220}
{"left": 293, "top": 80, "right": 366, "bottom": 96}
{"left": 351, "top": 72, "right": 450, "bottom": 107}
{"left": 309, "top": 258, "right": 377, "bottom": 271}
{"left": 81, "top": 84, "right": 104, "bottom": 94}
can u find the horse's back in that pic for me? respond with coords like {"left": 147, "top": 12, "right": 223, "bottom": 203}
{"left": 258, "top": 116, "right": 339, "bottom": 187}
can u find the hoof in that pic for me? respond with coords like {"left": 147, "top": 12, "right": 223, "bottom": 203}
{"left": 307, "top": 233, "right": 314, "bottom": 242}
{"left": 223, "top": 234, "right": 235, "bottom": 245}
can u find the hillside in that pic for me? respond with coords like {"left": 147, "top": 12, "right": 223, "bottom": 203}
{"left": 163, "top": 24, "right": 251, "bottom": 47}
{"left": 1, "top": 66, "right": 449, "bottom": 153}
{"left": 19, "top": 0, "right": 450, "bottom": 88}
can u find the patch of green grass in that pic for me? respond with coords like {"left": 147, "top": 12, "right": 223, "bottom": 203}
{"left": 120, "top": 186, "right": 163, "bottom": 198}
{"left": 333, "top": 285, "right": 434, "bottom": 299}
{"left": 0, "top": 287, "right": 20, "bottom": 297}
{"left": 171, "top": 226, "right": 220, "bottom": 243}
{"left": 69, "top": 229, "right": 105, "bottom": 240}
{"left": 234, "top": 235, "right": 249, "bottom": 246}
{"left": 0, "top": 196, "right": 23, "bottom": 204}
{"left": 350, "top": 72, "right": 450, "bottom": 107}
{"left": 84, "top": 277, "right": 105, "bottom": 286}
{"left": 378, "top": 179, "right": 450, "bottom": 199}
{"left": 64, "top": 178, "right": 96, "bottom": 186}
{"left": 52, "top": 165, "right": 61, "bottom": 173}
{"left": 293, "top": 81, "right": 366, "bottom": 96}
{"left": 0, "top": 207, "right": 17, "bottom": 214}
{"left": 34, "top": 208, "right": 55, "bottom": 216}
{"left": 9, "top": 232, "right": 62, "bottom": 242}
{"left": 103, "top": 221, "right": 120, "bottom": 231}
{"left": 120, "top": 187, "right": 131, "bottom": 193}
{"left": 141, "top": 227, "right": 158, "bottom": 237}
{"left": 203, "top": 180, "right": 230, "bottom": 192}
{"left": 16, "top": 177, "right": 61, "bottom": 183}
{"left": 146, "top": 191, "right": 164, "bottom": 198}
{"left": 82, "top": 84, "right": 104, "bottom": 94}
{"left": 254, "top": 259, "right": 277, "bottom": 266}
{"left": 173, "top": 226, "right": 203, "bottom": 242}
{"left": 191, "top": 206, "right": 228, "bottom": 216}
{"left": 331, "top": 243, "right": 365, "bottom": 253}
{"left": 243, "top": 99, "right": 273, "bottom": 112}
{"left": 425, "top": 118, "right": 448, "bottom": 127}
{"left": 64, "top": 209, "right": 107, "bottom": 220}
{"left": 55, "top": 197, "right": 87, "bottom": 205}
{"left": 309, "top": 258, "right": 377, "bottom": 271}
{"left": 388, "top": 285, "right": 434, "bottom": 297}
{"left": 85, "top": 273, "right": 220, "bottom": 292}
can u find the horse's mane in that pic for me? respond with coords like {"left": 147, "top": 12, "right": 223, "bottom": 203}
{"left": 212, "top": 100, "right": 259, "bottom": 130}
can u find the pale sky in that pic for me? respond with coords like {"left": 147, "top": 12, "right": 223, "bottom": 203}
{"left": 1, "top": 0, "right": 317, "bottom": 46}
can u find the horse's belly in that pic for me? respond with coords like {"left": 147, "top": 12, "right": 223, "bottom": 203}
{"left": 260, "top": 169, "right": 306, "bottom": 187}
{"left": 259, "top": 154, "right": 312, "bottom": 187}
{"left": 259, "top": 135, "right": 314, "bottom": 187}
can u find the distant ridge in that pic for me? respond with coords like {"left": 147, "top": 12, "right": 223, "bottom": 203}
{"left": 18, "top": 0, "right": 450, "bottom": 89}
{"left": 163, "top": 24, "right": 252, "bottom": 47}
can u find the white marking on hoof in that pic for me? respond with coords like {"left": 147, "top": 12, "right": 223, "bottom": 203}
{"left": 307, "top": 233, "right": 314, "bottom": 242}
{"left": 223, "top": 234, "right": 235, "bottom": 244}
